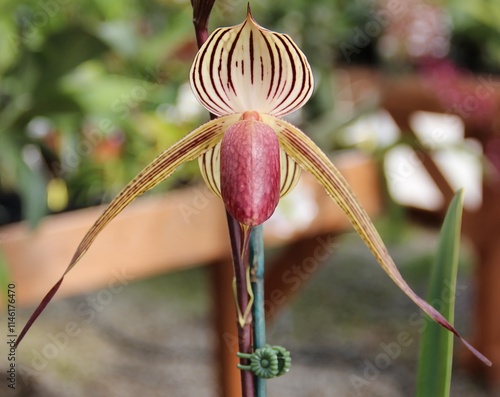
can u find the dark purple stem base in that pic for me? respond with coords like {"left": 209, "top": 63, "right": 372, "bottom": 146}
{"left": 191, "top": 2, "right": 255, "bottom": 395}
{"left": 226, "top": 211, "right": 255, "bottom": 397}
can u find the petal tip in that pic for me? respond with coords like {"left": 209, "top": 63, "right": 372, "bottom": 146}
{"left": 460, "top": 337, "right": 493, "bottom": 367}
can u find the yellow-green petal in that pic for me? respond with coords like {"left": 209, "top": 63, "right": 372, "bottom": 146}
{"left": 199, "top": 142, "right": 222, "bottom": 197}
{"left": 15, "top": 114, "right": 240, "bottom": 347}
{"left": 279, "top": 148, "right": 301, "bottom": 197}
{"left": 198, "top": 141, "right": 301, "bottom": 199}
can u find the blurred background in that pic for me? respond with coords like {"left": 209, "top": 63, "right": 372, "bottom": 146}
{"left": 1, "top": 0, "right": 500, "bottom": 396}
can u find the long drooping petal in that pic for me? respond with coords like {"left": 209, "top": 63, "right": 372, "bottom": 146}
{"left": 190, "top": 7, "right": 313, "bottom": 117}
{"left": 265, "top": 114, "right": 492, "bottom": 366}
{"left": 15, "top": 114, "right": 239, "bottom": 347}
{"left": 65, "top": 115, "right": 238, "bottom": 273}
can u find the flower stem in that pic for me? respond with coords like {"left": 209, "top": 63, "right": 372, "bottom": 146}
{"left": 226, "top": 211, "right": 255, "bottom": 397}
{"left": 191, "top": 0, "right": 215, "bottom": 48}
{"left": 191, "top": 3, "right": 257, "bottom": 395}
{"left": 250, "top": 225, "right": 267, "bottom": 397}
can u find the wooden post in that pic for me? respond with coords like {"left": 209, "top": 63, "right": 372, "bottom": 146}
{"left": 210, "top": 259, "right": 242, "bottom": 397}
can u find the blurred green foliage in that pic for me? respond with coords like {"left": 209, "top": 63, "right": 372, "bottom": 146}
{"left": 0, "top": 0, "right": 203, "bottom": 226}
{"left": 447, "top": 0, "right": 500, "bottom": 73}
{"left": 0, "top": 0, "right": 497, "bottom": 227}
{"left": 0, "top": 0, "right": 374, "bottom": 227}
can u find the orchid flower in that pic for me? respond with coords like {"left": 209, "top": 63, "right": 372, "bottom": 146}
{"left": 15, "top": 8, "right": 491, "bottom": 367}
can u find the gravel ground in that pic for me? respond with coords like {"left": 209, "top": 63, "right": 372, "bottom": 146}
{"left": 2, "top": 227, "right": 497, "bottom": 397}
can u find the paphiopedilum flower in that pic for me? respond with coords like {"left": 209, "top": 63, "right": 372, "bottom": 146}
{"left": 16, "top": 9, "right": 491, "bottom": 366}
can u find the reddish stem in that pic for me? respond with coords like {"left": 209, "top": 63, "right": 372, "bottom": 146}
{"left": 226, "top": 212, "right": 255, "bottom": 397}
{"left": 191, "top": 0, "right": 215, "bottom": 48}
{"left": 191, "top": 2, "right": 255, "bottom": 396}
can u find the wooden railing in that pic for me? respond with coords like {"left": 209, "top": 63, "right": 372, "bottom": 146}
{"left": 0, "top": 153, "right": 381, "bottom": 397}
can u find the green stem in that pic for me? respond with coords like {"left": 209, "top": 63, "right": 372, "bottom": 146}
{"left": 250, "top": 225, "right": 267, "bottom": 397}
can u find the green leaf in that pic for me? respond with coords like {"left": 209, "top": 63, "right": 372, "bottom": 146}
{"left": 416, "top": 190, "right": 465, "bottom": 397}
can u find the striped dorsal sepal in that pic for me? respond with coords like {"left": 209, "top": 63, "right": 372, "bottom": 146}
{"left": 190, "top": 6, "right": 314, "bottom": 118}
